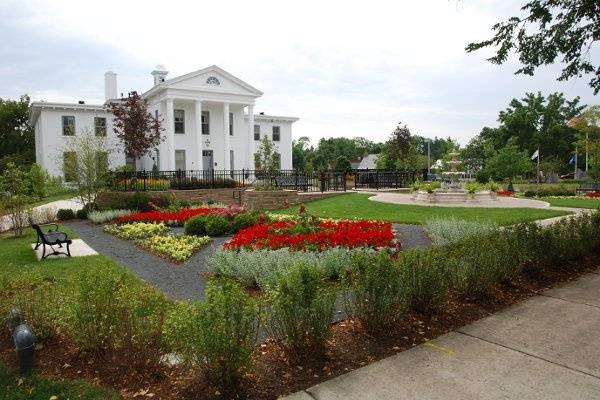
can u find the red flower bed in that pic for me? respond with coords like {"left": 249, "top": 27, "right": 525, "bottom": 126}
{"left": 586, "top": 192, "right": 600, "bottom": 198}
{"left": 114, "top": 207, "right": 234, "bottom": 225}
{"left": 496, "top": 190, "right": 515, "bottom": 196}
{"left": 224, "top": 219, "right": 397, "bottom": 251}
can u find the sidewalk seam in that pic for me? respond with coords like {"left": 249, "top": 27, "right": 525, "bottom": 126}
{"left": 304, "top": 389, "right": 319, "bottom": 400}
{"left": 455, "top": 330, "right": 600, "bottom": 381}
{"left": 540, "top": 293, "right": 600, "bottom": 309}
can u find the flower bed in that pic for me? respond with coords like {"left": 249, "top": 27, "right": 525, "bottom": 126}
{"left": 104, "top": 222, "right": 169, "bottom": 240}
{"left": 113, "top": 207, "right": 244, "bottom": 226}
{"left": 136, "top": 235, "right": 210, "bottom": 263}
{"left": 586, "top": 192, "right": 600, "bottom": 198}
{"left": 224, "top": 219, "right": 396, "bottom": 251}
{"left": 496, "top": 190, "right": 515, "bottom": 196}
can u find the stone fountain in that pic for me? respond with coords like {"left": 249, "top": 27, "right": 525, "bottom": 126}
{"left": 414, "top": 151, "right": 496, "bottom": 203}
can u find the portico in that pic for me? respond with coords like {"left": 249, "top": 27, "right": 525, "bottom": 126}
{"left": 144, "top": 66, "right": 265, "bottom": 172}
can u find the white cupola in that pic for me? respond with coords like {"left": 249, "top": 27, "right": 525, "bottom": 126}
{"left": 151, "top": 64, "right": 168, "bottom": 86}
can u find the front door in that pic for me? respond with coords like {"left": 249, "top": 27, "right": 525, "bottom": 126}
{"left": 202, "top": 150, "right": 214, "bottom": 171}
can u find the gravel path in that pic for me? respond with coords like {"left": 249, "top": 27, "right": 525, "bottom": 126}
{"left": 64, "top": 220, "right": 227, "bottom": 301}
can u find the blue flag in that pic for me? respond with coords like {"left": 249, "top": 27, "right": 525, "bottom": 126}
{"left": 568, "top": 154, "right": 577, "bottom": 165}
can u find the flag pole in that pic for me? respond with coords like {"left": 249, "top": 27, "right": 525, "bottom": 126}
{"left": 536, "top": 146, "right": 540, "bottom": 196}
{"left": 575, "top": 145, "right": 578, "bottom": 179}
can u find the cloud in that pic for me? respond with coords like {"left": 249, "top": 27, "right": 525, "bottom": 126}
{"left": 0, "top": 0, "right": 597, "bottom": 146}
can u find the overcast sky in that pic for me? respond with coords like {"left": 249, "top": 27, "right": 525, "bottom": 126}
{"left": 0, "top": 0, "right": 597, "bottom": 146}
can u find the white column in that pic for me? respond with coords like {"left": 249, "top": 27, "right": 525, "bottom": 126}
{"left": 223, "top": 102, "right": 230, "bottom": 170}
{"left": 165, "top": 98, "right": 175, "bottom": 170}
{"left": 195, "top": 99, "right": 203, "bottom": 170}
{"left": 158, "top": 101, "right": 168, "bottom": 170}
{"left": 247, "top": 104, "right": 254, "bottom": 170}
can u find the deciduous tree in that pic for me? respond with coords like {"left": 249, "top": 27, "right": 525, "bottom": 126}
{"left": 466, "top": 0, "right": 600, "bottom": 94}
{"left": 0, "top": 95, "right": 34, "bottom": 168}
{"left": 108, "top": 91, "right": 164, "bottom": 162}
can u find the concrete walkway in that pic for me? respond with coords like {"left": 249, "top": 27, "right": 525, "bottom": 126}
{"left": 0, "top": 197, "right": 83, "bottom": 231}
{"left": 284, "top": 271, "right": 600, "bottom": 400}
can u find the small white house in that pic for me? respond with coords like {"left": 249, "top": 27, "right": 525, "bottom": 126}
{"left": 29, "top": 65, "right": 298, "bottom": 179}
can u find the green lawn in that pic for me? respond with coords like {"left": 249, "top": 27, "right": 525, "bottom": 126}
{"left": 0, "top": 226, "right": 149, "bottom": 399}
{"left": 0, "top": 362, "right": 119, "bottom": 400}
{"left": 540, "top": 197, "right": 600, "bottom": 209}
{"left": 274, "top": 193, "right": 572, "bottom": 225}
{"left": 0, "top": 226, "right": 136, "bottom": 283}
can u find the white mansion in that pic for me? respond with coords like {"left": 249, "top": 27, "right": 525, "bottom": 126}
{"left": 29, "top": 65, "right": 298, "bottom": 178}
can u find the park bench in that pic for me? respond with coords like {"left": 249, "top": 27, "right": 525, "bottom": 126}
{"left": 29, "top": 217, "right": 72, "bottom": 259}
{"left": 576, "top": 182, "right": 600, "bottom": 194}
{"left": 274, "top": 175, "right": 309, "bottom": 191}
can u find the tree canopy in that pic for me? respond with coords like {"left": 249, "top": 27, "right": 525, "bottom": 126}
{"left": 0, "top": 95, "right": 35, "bottom": 168}
{"left": 108, "top": 91, "right": 164, "bottom": 161}
{"left": 466, "top": 0, "right": 600, "bottom": 94}
{"left": 462, "top": 92, "right": 585, "bottom": 177}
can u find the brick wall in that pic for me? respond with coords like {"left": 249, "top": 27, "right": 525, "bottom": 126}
{"left": 97, "top": 189, "right": 348, "bottom": 211}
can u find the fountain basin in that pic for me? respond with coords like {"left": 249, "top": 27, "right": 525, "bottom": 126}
{"left": 413, "top": 190, "right": 497, "bottom": 204}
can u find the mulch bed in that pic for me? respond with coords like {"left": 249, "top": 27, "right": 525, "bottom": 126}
{"left": 1, "top": 258, "right": 598, "bottom": 399}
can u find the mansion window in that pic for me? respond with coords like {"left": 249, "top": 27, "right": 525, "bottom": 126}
{"left": 94, "top": 117, "right": 106, "bottom": 136}
{"left": 254, "top": 124, "right": 260, "bottom": 141}
{"left": 62, "top": 116, "right": 75, "bottom": 136}
{"left": 229, "top": 112, "right": 233, "bottom": 136}
{"left": 175, "top": 150, "right": 186, "bottom": 171}
{"left": 272, "top": 126, "right": 280, "bottom": 141}
{"left": 201, "top": 111, "right": 210, "bottom": 135}
{"left": 63, "top": 151, "right": 77, "bottom": 181}
{"left": 96, "top": 151, "right": 109, "bottom": 172}
{"left": 174, "top": 109, "right": 185, "bottom": 134}
{"left": 273, "top": 152, "right": 281, "bottom": 169}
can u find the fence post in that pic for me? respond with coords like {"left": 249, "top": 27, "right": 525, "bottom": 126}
{"left": 295, "top": 169, "right": 299, "bottom": 191}
{"left": 142, "top": 170, "right": 146, "bottom": 191}
{"left": 376, "top": 170, "right": 379, "bottom": 191}
{"left": 395, "top": 171, "right": 399, "bottom": 189}
{"left": 343, "top": 171, "right": 347, "bottom": 192}
{"left": 242, "top": 169, "right": 245, "bottom": 187}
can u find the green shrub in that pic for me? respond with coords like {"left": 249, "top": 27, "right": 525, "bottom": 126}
{"left": 425, "top": 218, "right": 498, "bottom": 246}
{"left": 68, "top": 269, "right": 129, "bottom": 353}
{"left": 447, "top": 232, "right": 512, "bottom": 298}
{"left": 163, "top": 279, "right": 259, "bottom": 388}
{"left": 28, "top": 163, "right": 48, "bottom": 200}
{"left": 126, "top": 191, "right": 151, "bottom": 211}
{"left": 232, "top": 212, "right": 258, "bottom": 232}
{"left": 0, "top": 272, "right": 63, "bottom": 342}
{"left": 208, "top": 248, "right": 359, "bottom": 289}
{"left": 56, "top": 208, "right": 75, "bottom": 220}
{"left": 76, "top": 208, "right": 88, "bottom": 219}
{"left": 204, "top": 214, "right": 232, "bottom": 236}
{"left": 184, "top": 214, "right": 207, "bottom": 236}
{"left": 515, "top": 183, "right": 577, "bottom": 196}
{"left": 344, "top": 251, "right": 407, "bottom": 333}
{"left": 398, "top": 249, "right": 450, "bottom": 314}
{"left": 68, "top": 269, "right": 168, "bottom": 363}
{"left": 266, "top": 262, "right": 336, "bottom": 354}
{"left": 88, "top": 209, "right": 134, "bottom": 224}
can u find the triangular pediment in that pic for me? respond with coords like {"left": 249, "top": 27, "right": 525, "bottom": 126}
{"left": 165, "top": 65, "right": 263, "bottom": 96}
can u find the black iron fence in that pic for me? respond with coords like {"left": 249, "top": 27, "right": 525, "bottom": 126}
{"left": 353, "top": 169, "right": 425, "bottom": 190}
{"left": 109, "top": 169, "right": 421, "bottom": 192}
